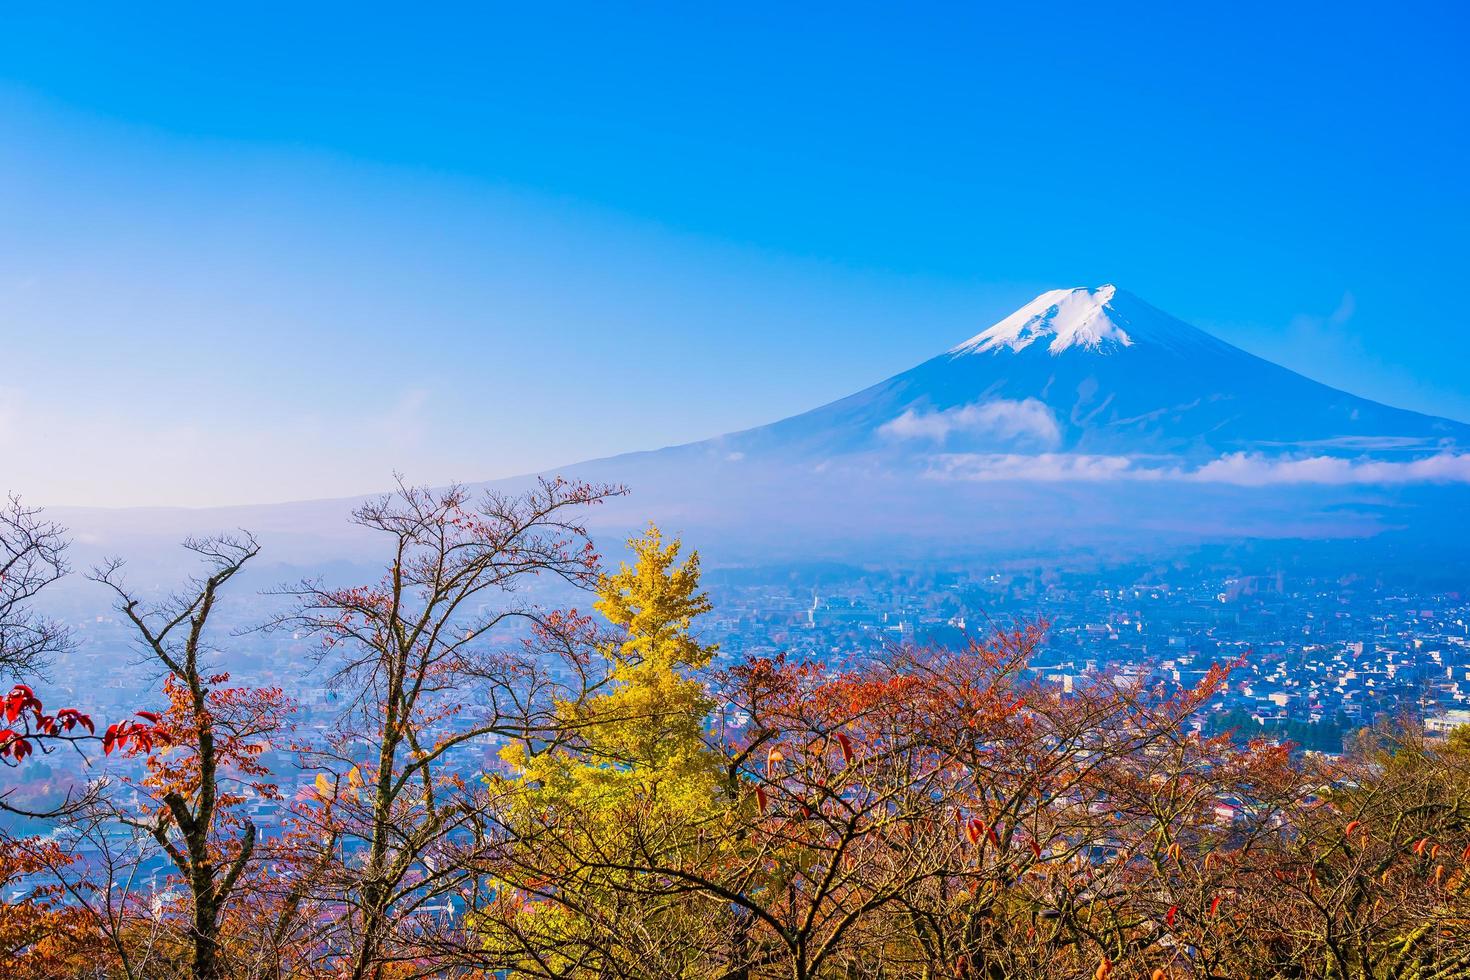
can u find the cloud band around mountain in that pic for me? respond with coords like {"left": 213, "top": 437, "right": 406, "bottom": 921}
{"left": 927, "top": 451, "right": 1470, "bottom": 485}
{"left": 879, "top": 398, "right": 1062, "bottom": 446}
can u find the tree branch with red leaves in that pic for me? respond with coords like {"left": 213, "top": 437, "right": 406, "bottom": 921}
{"left": 90, "top": 532, "right": 290, "bottom": 980}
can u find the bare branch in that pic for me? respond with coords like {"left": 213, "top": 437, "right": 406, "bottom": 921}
{"left": 0, "top": 494, "right": 70, "bottom": 678}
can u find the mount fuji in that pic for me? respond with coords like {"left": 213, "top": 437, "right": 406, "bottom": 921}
{"left": 52, "top": 286, "right": 1470, "bottom": 567}
{"left": 689, "top": 284, "right": 1468, "bottom": 463}
{"left": 522, "top": 284, "right": 1470, "bottom": 559}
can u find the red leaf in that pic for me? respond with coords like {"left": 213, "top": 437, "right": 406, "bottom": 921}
{"left": 835, "top": 731, "right": 855, "bottom": 765}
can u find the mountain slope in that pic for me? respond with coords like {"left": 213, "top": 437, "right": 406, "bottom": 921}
{"left": 694, "top": 285, "right": 1468, "bottom": 462}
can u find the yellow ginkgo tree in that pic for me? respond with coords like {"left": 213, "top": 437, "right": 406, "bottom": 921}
{"left": 482, "top": 524, "right": 733, "bottom": 975}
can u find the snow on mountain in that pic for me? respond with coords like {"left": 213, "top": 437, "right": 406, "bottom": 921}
{"left": 950, "top": 284, "right": 1134, "bottom": 355}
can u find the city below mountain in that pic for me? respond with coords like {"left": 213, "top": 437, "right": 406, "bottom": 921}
{"left": 55, "top": 285, "right": 1470, "bottom": 569}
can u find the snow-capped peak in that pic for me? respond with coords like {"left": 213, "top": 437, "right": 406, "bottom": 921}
{"left": 951, "top": 284, "right": 1134, "bottom": 356}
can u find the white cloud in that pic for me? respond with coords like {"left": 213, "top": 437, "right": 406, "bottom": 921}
{"left": 1189, "top": 452, "right": 1470, "bottom": 486}
{"left": 928, "top": 453, "right": 1149, "bottom": 482}
{"left": 926, "top": 451, "right": 1470, "bottom": 486}
{"left": 880, "top": 398, "right": 1061, "bottom": 446}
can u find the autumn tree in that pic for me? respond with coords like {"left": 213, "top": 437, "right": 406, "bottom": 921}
{"left": 0, "top": 499, "right": 164, "bottom": 973}
{"left": 699, "top": 634, "right": 1067, "bottom": 979}
{"left": 0, "top": 500, "right": 100, "bottom": 797}
{"left": 1243, "top": 722, "right": 1470, "bottom": 978}
{"left": 475, "top": 525, "right": 728, "bottom": 976}
{"left": 0, "top": 836, "right": 115, "bottom": 978}
{"left": 468, "top": 618, "right": 1268, "bottom": 979}
{"left": 0, "top": 500, "right": 138, "bottom": 793}
{"left": 91, "top": 534, "right": 290, "bottom": 980}
{"left": 0, "top": 682, "right": 122, "bottom": 978}
{"left": 273, "top": 477, "right": 621, "bottom": 979}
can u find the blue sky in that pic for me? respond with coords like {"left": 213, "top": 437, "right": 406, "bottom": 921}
{"left": 2, "top": 2, "right": 1467, "bottom": 506}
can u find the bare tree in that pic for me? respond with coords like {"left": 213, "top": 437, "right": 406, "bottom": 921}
{"left": 92, "top": 533, "right": 282, "bottom": 980}
{"left": 271, "top": 476, "right": 622, "bottom": 979}
{"left": 0, "top": 494, "right": 70, "bottom": 678}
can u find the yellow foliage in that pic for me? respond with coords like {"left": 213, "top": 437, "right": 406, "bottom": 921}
{"left": 482, "top": 525, "right": 728, "bottom": 972}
